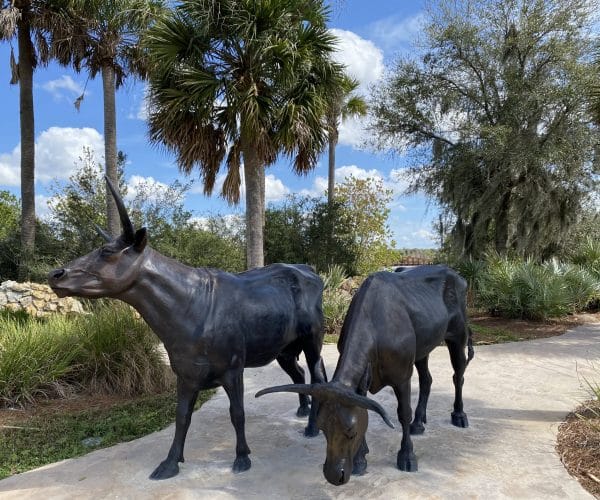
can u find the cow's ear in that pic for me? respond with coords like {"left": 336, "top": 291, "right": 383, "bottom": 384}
{"left": 133, "top": 227, "right": 147, "bottom": 252}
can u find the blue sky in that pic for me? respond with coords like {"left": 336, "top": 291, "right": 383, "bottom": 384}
{"left": 0, "top": 0, "right": 438, "bottom": 248}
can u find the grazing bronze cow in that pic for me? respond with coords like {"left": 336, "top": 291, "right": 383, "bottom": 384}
{"left": 48, "top": 177, "right": 326, "bottom": 479}
{"left": 257, "top": 266, "right": 474, "bottom": 485}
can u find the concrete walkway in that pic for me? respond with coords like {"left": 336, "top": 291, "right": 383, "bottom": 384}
{"left": 1, "top": 324, "right": 600, "bottom": 499}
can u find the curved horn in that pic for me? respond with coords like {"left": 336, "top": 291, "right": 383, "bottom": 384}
{"left": 94, "top": 224, "right": 112, "bottom": 242}
{"left": 256, "top": 383, "right": 394, "bottom": 429}
{"left": 256, "top": 384, "right": 325, "bottom": 399}
{"left": 104, "top": 175, "right": 134, "bottom": 241}
{"left": 345, "top": 393, "right": 395, "bottom": 429}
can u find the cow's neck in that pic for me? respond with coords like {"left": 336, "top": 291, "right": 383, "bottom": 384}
{"left": 117, "top": 248, "right": 211, "bottom": 343}
{"left": 332, "top": 328, "right": 377, "bottom": 391}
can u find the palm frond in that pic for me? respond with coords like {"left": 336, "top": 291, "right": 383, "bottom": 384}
{"left": 0, "top": 5, "right": 20, "bottom": 40}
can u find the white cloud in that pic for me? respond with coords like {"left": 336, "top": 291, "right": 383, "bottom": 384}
{"left": 0, "top": 145, "right": 21, "bottom": 185}
{"left": 413, "top": 228, "right": 436, "bottom": 241}
{"left": 328, "top": 29, "right": 385, "bottom": 149}
{"left": 191, "top": 166, "right": 290, "bottom": 204}
{"left": 126, "top": 175, "right": 170, "bottom": 201}
{"left": 128, "top": 86, "right": 150, "bottom": 121}
{"left": 35, "top": 194, "right": 53, "bottom": 220}
{"left": 190, "top": 213, "right": 244, "bottom": 231}
{"left": 338, "top": 115, "right": 369, "bottom": 148}
{"left": 265, "top": 173, "right": 290, "bottom": 202}
{"left": 330, "top": 29, "right": 384, "bottom": 95}
{"left": 0, "top": 127, "right": 104, "bottom": 186}
{"left": 36, "top": 128, "right": 104, "bottom": 183}
{"left": 389, "top": 168, "right": 412, "bottom": 194}
{"left": 41, "top": 75, "right": 85, "bottom": 101}
{"left": 300, "top": 164, "right": 414, "bottom": 205}
{"left": 368, "top": 12, "right": 426, "bottom": 52}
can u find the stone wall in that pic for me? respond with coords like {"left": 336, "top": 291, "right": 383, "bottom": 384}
{"left": 0, "top": 281, "right": 85, "bottom": 317}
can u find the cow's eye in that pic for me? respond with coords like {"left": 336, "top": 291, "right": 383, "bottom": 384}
{"left": 100, "top": 247, "right": 115, "bottom": 258}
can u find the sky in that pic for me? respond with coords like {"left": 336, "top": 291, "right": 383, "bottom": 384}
{"left": 0, "top": 0, "right": 439, "bottom": 249}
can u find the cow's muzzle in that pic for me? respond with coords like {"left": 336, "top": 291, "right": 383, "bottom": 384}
{"left": 323, "top": 460, "right": 351, "bottom": 486}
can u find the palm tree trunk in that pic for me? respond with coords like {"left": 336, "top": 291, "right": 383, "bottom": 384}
{"left": 102, "top": 65, "right": 120, "bottom": 237}
{"left": 327, "top": 129, "right": 338, "bottom": 266}
{"left": 243, "top": 143, "right": 265, "bottom": 269}
{"left": 17, "top": 8, "right": 35, "bottom": 281}
{"left": 327, "top": 132, "right": 337, "bottom": 207}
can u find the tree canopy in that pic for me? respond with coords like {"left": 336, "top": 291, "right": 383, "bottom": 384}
{"left": 144, "top": 0, "right": 342, "bottom": 268}
{"left": 371, "top": 0, "right": 600, "bottom": 260}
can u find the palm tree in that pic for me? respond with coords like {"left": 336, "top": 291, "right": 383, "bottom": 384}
{"left": 145, "top": 0, "right": 341, "bottom": 269}
{"left": 323, "top": 74, "right": 366, "bottom": 266}
{"left": 326, "top": 74, "right": 366, "bottom": 207}
{"left": 65, "top": 0, "right": 164, "bottom": 237}
{"left": 0, "top": 1, "right": 72, "bottom": 279}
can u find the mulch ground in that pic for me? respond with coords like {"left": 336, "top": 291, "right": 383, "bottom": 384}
{"left": 470, "top": 311, "right": 600, "bottom": 343}
{"left": 0, "top": 393, "right": 138, "bottom": 427}
{"left": 556, "top": 401, "right": 600, "bottom": 499}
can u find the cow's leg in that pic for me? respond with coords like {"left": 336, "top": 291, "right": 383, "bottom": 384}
{"left": 352, "top": 381, "right": 370, "bottom": 475}
{"left": 150, "top": 377, "right": 199, "bottom": 480}
{"left": 446, "top": 339, "right": 469, "bottom": 428}
{"left": 302, "top": 338, "right": 327, "bottom": 437}
{"left": 276, "top": 353, "right": 310, "bottom": 417}
{"left": 410, "top": 355, "right": 432, "bottom": 435}
{"left": 393, "top": 380, "right": 418, "bottom": 472}
{"left": 352, "top": 438, "right": 370, "bottom": 475}
{"left": 222, "top": 369, "right": 252, "bottom": 473}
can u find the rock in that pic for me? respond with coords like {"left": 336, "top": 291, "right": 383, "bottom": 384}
{"left": 0, "top": 280, "right": 85, "bottom": 317}
{"left": 339, "top": 277, "right": 355, "bottom": 293}
{"left": 81, "top": 437, "right": 103, "bottom": 447}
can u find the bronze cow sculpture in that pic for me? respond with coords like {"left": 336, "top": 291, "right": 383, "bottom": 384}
{"left": 257, "top": 266, "right": 474, "bottom": 485}
{"left": 48, "top": 177, "right": 326, "bottom": 479}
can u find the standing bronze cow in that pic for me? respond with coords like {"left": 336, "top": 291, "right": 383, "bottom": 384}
{"left": 48, "top": 177, "right": 326, "bottom": 479}
{"left": 257, "top": 266, "right": 474, "bottom": 485}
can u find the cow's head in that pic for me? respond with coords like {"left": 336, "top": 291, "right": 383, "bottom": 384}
{"left": 48, "top": 176, "right": 148, "bottom": 298}
{"left": 256, "top": 382, "right": 394, "bottom": 486}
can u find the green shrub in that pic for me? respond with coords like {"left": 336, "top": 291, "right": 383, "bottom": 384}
{"left": 476, "top": 257, "right": 600, "bottom": 320}
{"left": 0, "top": 304, "right": 172, "bottom": 407}
{"left": 320, "top": 265, "right": 352, "bottom": 337}
{"left": 320, "top": 264, "right": 346, "bottom": 291}
{"left": 73, "top": 302, "right": 172, "bottom": 396}
{"left": 571, "top": 236, "right": 600, "bottom": 279}
{"left": 0, "top": 313, "right": 81, "bottom": 406}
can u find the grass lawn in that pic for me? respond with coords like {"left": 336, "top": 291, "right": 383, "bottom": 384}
{"left": 0, "top": 390, "right": 213, "bottom": 480}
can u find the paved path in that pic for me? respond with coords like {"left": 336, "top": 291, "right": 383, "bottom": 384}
{"left": 1, "top": 324, "right": 600, "bottom": 499}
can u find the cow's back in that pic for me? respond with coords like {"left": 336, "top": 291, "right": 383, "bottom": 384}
{"left": 338, "top": 267, "right": 467, "bottom": 372}
{"left": 392, "top": 266, "right": 468, "bottom": 356}
{"left": 227, "top": 264, "right": 323, "bottom": 366}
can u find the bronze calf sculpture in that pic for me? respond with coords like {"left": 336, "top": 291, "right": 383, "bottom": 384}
{"left": 257, "top": 266, "right": 474, "bottom": 485}
{"left": 48, "top": 177, "right": 326, "bottom": 479}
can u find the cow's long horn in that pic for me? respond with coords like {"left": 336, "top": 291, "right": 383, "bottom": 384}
{"left": 338, "top": 391, "right": 395, "bottom": 429}
{"left": 104, "top": 175, "right": 134, "bottom": 241}
{"left": 256, "top": 383, "right": 328, "bottom": 399}
{"left": 94, "top": 224, "right": 112, "bottom": 242}
{"left": 255, "top": 383, "right": 395, "bottom": 429}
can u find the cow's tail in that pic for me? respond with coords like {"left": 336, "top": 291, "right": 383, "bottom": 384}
{"left": 466, "top": 326, "right": 474, "bottom": 366}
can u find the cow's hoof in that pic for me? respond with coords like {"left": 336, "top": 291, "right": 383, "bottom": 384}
{"left": 397, "top": 451, "right": 418, "bottom": 472}
{"left": 296, "top": 405, "right": 310, "bottom": 418}
{"left": 149, "top": 459, "right": 179, "bottom": 480}
{"left": 410, "top": 422, "right": 425, "bottom": 435}
{"left": 232, "top": 455, "right": 251, "bottom": 473}
{"left": 352, "top": 459, "right": 367, "bottom": 475}
{"left": 304, "top": 424, "right": 319, "bottom": 437}
{"left": 451, "top": 411, "right": 469, "bottom": 428}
